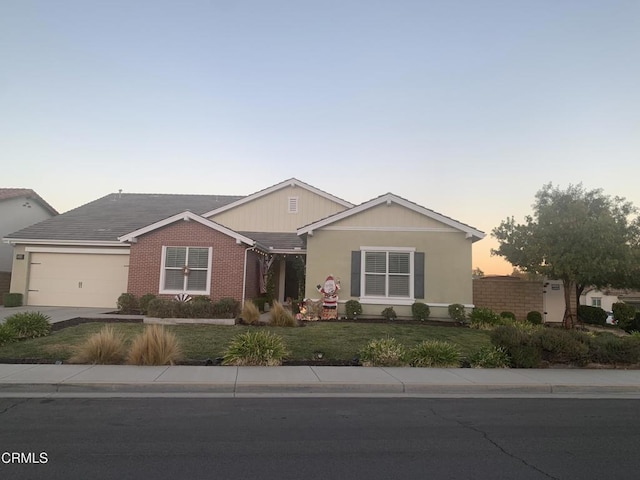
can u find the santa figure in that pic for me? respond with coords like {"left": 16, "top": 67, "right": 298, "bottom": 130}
{"left": 317, "top": 275, "right": 340, "bottom": 320}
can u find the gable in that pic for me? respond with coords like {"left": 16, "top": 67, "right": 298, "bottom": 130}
{"left": 326, "top": 202, "right": 456, "bottom": 231}
{"left": 208, "top": 181, "right": 350, "bottom": 233}
{"left": 298, "top": 193, "right": 485, "bottom": 242}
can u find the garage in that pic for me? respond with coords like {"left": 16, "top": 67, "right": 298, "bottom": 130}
{"left": 27, "top": 250, "right": 129, "bottom": 308}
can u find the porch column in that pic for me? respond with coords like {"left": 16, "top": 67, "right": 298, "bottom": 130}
{"left": 278, "top": 256, "right": 286, "bottom": 303}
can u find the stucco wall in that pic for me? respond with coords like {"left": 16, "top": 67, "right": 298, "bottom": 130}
{"left": 473, "top": 277, "right": 544, "bottom": 321}
{"left": 8, "top": 244, "right": 29, "bottom": 297}
{"left": 209, "top": 185, "right": 348, "bottom": 232}
{"left": 305, "top": 229, "right": 473, "bottom": 318}
{"left": 0, "top": 196, "right": 55, "bottom": 271}
{"left": 127, "top": 220, "right": 249, "bottom": 301}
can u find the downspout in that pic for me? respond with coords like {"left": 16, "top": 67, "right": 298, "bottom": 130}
{"left": 242, "top": 244, "right": 257, "bottom": 307}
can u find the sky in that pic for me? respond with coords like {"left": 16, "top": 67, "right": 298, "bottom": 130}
{"left": 1, "top": 0, "right": 638, "bottom": 275}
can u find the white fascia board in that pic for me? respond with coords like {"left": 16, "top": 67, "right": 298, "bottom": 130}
{"left": 297, "top": 193, "right": 486, "bottom": 241}
{"left": 2, "top": 238, "right": 124, "bottom": 247}
{"left": 267, "top": 248, "right": 307, "bottom": 255}
{"left": 25, "top": 246, "right": 130, "bottom": 255}
{"left": 118, "top": 210, "right": 256, "bottom": 246}
{"left": 202, "top": 178, "right": 354, "bottom": 218}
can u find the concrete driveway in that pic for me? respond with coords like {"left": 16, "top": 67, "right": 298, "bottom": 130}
{"left": 0, "top": 306, "right": 115, "bottom": 324}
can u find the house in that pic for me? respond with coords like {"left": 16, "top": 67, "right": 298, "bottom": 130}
{"left": 0, "top": 189, "right": 58, "bottom": 304}
{"left": 3, "top": 179, "right": 485, "bottom": 317}
{"left": 580, "top": 288, "right": 640, "bottom": 312}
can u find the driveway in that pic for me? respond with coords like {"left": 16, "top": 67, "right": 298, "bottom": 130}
{"left": 0, "top": 306, "right": 114, "bottom": 324}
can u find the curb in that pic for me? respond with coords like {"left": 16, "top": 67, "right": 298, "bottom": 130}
{"left": 3, "top": 382, "right": 640, "bottom": 396}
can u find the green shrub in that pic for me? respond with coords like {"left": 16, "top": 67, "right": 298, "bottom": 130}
{"left": 409, "top": 340, "right": 460, "bottom": 367}
{"left": 381, "top": 307, "right": 397, "bottom": 321}
{"left": 270, "top": 301, "right": 297, "bottom": 327}
{"left": 468, "top": 345, "right": 510, "bottom": 368}
{"left": 2, "top": 293, "right": 23, "bottom": 307}
{"left": 4, "top": 312, "right": 51, "bottom": 339}
{"left": 612, "top": 302, "right": 638, "bottom": 332}
{"left": 138, "top": 294, "right": 157, "bottom": 315}
{"left": 490, "top": 325, "right": 541, "bottom": 368}
{"left": 534, "top": 328, "right": 589, "bottom": 365}
{"left": 127, "top": 325, "right": 182, "bottom": 366}
{"left": 469, "top": 307, "right": 501, "bottom": 329}
{"left": 345, "top": 300, "right": 363, "bottom": 320}
{"left": 577, "top": 305, "right": 607, "bottom": 326}
{"left": 252, "top": 297, "right": 268, "bottom": 312}
{"left": 500, "top": 311, "right": 516, "bottom": 320}
{"left": 526, "top": 311, "right": 543, "bottom": 325}
{"left": 589, "top": 334, "right": 640, "bottom": 365}
{"left": 448, "top": 304, "right": 466, "bottom": 322}
{"left": 117, "top": 293, "right": 139, "bottom": 314}
{"left": 213, "top": 297, "right": 240, "bottom": 318}
{"left": 192, "top": 295, "right": 212, "bottom": 304}
{"left": 411, "top": 302, "right": 430, "bottom": 321}
{"left": 147, "top": 298, "right": 178, "bottom": 318}
{"left": 359, "top": 337, "right": 407, "bottom": 367}
{"left": 71, "top": 325, "right": 126, "bottom": 364}
{"left": 0, "top": 324, "right": 17, "bottom": 345}
{"left": 222, "top": 330, "right": 288, "bottom": 366}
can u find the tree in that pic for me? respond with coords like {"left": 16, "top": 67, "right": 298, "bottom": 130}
{"left": 472, "top": 267, "right": 485, "bottom": 279}
{"left": 492, "top": 183, "right": 640, "bottom": 328}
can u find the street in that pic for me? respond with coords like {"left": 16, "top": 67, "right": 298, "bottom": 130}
{"left": 1, "top": 397, "right": 638, "bottom": 479}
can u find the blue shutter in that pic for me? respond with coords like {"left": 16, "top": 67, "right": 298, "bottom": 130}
{"left": 414, "top": 252, "right": 425, "bottom": 299}
{"left": 351, "top": 251, "right": 361, "bottom": 297}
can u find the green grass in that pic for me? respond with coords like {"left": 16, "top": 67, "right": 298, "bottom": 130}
{"left": 0, "top": 322, "right": 491, "bottom": 363}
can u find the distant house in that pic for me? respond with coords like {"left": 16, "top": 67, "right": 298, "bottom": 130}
{"left": 580, "top": 288, "right": 640, "bottom": 312}
{"left": 0, "top": 189, "right": 58, "bottom": 303}
{"left": 3, "top": 179, "right": 485, "bottom": 316}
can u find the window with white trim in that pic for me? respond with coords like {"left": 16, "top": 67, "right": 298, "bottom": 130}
{"left": 591, "top": 297, "right": 602, "bottom": 308}
{"left": 362, "top": 249, "right": 413, "bottom": 300}
{"left": 160, "top": 246, "right": 212, "bottom": 294}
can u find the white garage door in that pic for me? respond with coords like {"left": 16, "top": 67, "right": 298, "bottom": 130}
{"left": 28, "top": 252, "right": 129, "bottom": 308}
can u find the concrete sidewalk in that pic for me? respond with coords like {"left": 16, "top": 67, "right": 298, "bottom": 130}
{"left": 1, "top": 364, "right": 640, "bottom": 397}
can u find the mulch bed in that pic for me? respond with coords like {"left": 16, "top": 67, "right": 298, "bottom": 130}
{"left": 51, "top": 317, "right": 144, "bottom": 332}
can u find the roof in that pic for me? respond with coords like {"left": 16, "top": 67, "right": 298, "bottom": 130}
{"left": 297, "top": 192, "right": 486, "bottom": 242}
{"left": 4, "top": 192, "right": 243, "bottom": 244}
{"left": 203, "top": 178, "right": 354, "bottom": 217}
{"left": 118, "top": 211, "right": 257, "bottom": 247}
{"left": 0, "top": 188, "right": 58, "bottom": 216}
{"left": 238, "top": 231, "right": 306, "bottom": 252}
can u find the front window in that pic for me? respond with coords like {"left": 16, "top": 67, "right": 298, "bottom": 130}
{"left": 362, "top": 249, "right": 413, "bottom": 301}
{"left": 591, "top": 297, "right": 602, "bottom": 308}
{"left": 160, "top": 246, "right": 211, "bottom": 294}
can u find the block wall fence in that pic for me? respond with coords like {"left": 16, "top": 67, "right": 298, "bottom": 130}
{"left": 472, "top": 277, "right": 544, "bottom": 321}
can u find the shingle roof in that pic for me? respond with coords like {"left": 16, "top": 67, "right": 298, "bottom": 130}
{"left": 238, "top": 231, "right": 306, "bottom": 251}
{"left": 0, "top": 188, "right": 58, "bottom": 216}
{"left": 4, "top": 193, "right": 243, "bottom": 243}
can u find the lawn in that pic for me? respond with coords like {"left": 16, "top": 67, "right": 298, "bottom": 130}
{"left": 0, "top": 321, "right": 491, "bottom": 364}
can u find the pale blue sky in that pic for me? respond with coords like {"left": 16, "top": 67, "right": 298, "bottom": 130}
{"left": 1, "top": 0, "right": 638, "bottom": 273}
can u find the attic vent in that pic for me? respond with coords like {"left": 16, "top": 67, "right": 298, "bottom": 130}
{"left": 288, "top": 196, "right": 299, "bottom": 214}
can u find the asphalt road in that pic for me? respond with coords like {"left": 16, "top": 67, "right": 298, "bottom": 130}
{"left": 1, "top": 397, "right": 638, "bottom": 480}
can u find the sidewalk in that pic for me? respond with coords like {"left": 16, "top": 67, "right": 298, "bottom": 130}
{"left": 1, "top": 364, "right": 640, "bottom": 397}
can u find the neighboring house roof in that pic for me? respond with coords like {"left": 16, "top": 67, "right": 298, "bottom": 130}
{"left": 238, "top": 231, "right": 306, "bottom": 252}
{"left": 202, "top": 178, "right": 354, "bottom": 217}
{"left": 0, "top": 188, "right": 58, "bottom": 216}
{"left": 118, "top": 210, "right": 259, "bottom": 247}
{"left": 296, "top": 192, "right": 486, "bottom": 242}
{"left": 4, "top": 192, "right": 243, "bottom": 244}
{"left": 581, "top": 288, "right": 640, "bottom": 297}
